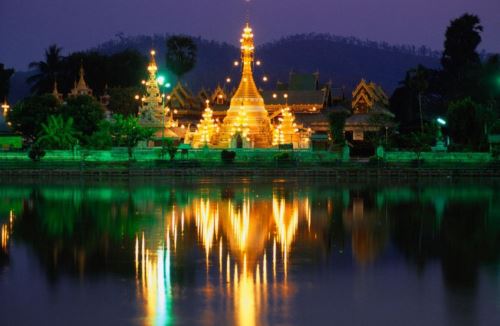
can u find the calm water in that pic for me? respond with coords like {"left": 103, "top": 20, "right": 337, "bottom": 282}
{"left": 0, "top": 178, "right": 499, "bottom": 326}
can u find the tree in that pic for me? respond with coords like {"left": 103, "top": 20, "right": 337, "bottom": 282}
{"left": 165, "top": 36, "right": 197, "bottom": 81}
{"left": 447, "top": 97, "right": 492, "bottom": 151}
{"left": 7, "top": 94, "right": 61, "bottom": 141}
{"left": 87, "top": 120, "right": 113, "bottom": 150}
{"left": 408, "top": 65, "right": 430, "bottom": 133}
{"left": 404, "top": 126, "right": 435, "bottom": 163}
{"left": 60, "top": 52, "right": 108, "bottom": 96}
{"left": 108, "top": 87, "right": 141, "bottom": 116}
{"left": 107, "top": 50, "right": 147, "bottom": 87}
{"left": 109, "top": 115, "right": 154, "bottom": 159}
{"left": 61, "top": 95, "right": 105, "bottom": 144}
{"left": 37, "top": 115, "right": 78, "bottom": 150}
{"left": 27, "top": 44, "right": 64, "bottom": 94}
{"left": 0, "top": 63, "right": 15, "bottom": 100}
{"left": 441, "top": 14, "right": 483, "bottom": 101}
{"left": 328, "top": 111, "right": 349, "bottom": 145}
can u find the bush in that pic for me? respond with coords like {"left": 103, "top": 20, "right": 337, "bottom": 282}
{"left": 490, "top": 120, "right": 500, "bottom": 134}
{"left": 368, "top": 156, "right": 384, "bottom": 166}
{"left": 221, "top": 150, "right": 236, "bottom": 164}
{"left": 274, "top": 152, "right": 293, "bottom": 163}
{"left": 28, "top": 144, "right": 46, "bottom": 162}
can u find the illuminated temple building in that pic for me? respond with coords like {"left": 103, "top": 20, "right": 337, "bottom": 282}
{"left": 213, "top": 23, "right": 274, "bottom": 148}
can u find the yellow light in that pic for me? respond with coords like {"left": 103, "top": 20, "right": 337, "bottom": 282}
{"left": 226, "top": 78, "right": 231, "bottom": 83}
{"left": 272, "top": 94, "right": 277, "bottom": 99}
{"left": 262, "top": 76, "right": 268, "bottom": 82}
{"left": 134, "top": 95, "right": 140, "bottom": 100}
{"left": 150, "top": 50, "right": 156, "bottom": 56}
{"left": 256, "top": 60, "right": 261, "bottom": 66}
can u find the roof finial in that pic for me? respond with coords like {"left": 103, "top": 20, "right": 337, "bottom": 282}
{"left": 244, "top": 0, "right": 251, "bottom": 25}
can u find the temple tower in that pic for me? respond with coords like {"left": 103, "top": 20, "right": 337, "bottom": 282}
{"left": 139, "top": 50, "right": 164, "bottom": 127}
{"left": 217, "top": 23, "right": 272, "bottom": 148}
{"left": 69, "top": 63, "right": 93, "bottom": 97}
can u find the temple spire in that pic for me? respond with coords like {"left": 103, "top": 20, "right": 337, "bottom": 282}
{"left": 231, "top": 23, "right": 264, "bottom": 107}
{"left": 138, "top": 50, "right": 164, "bottom": 127}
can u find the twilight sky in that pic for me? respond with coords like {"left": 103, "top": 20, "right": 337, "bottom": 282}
{"left": 1, "top": 0, "right": 499, "bottom": 70}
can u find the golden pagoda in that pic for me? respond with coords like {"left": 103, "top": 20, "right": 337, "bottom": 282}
{"left": 191, "top": 100, "right": 219, "bottom": 148}
{"left": 138, "top": 50, "right": 164, "bottom": 127}
{"left": 217, "top": 23, "right": 273, "bottom": 148}
{"left": 69, "top": 63, "right": 93, "bottom": 97}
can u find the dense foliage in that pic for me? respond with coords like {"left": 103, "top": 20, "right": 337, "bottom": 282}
{"left": 390, "top": 13, "right": 500, "bottom": 151}
{"left": 0, "top": 63, "right": 15, "bottom": 99}
{"left": 165, "top": 35, "right": 197, "bottom": 81}
{"left": 27, "top": 47, "right": 147, "bottom": 96}
{"left": 7, "top": 94, "right": 61, "bottom": 141}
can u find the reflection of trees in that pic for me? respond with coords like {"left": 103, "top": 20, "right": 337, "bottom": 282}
{"left": 342, "top": 191, "right": 389, "bottom": 265}
{"left": 12, "top": 188, "right": 147, "bottom": 282}
{"left": 390, "top": 188, "right": 500, "bottom": 290}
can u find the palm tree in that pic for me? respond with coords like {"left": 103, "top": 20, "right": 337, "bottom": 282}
{"left": 37, "top": 115, "right": 78, "bottom": 150}
{"left": 27, "top": 44, "right": 64, "bottom": 94}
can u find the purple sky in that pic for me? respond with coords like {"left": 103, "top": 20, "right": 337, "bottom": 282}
{"left": 1, "top": 0, "right": 499, "bottom": 70}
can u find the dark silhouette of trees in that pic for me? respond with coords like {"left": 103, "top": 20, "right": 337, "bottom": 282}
{"left": 0, "top": 63, "right": 14, "bottom": 99}
{"left": 7, "top": 94, "right": 61, "bottom": 142}
{"left": 165, "top": 35, "right": 198, "bottom": 81}
{"left": 441, "top": 14, "right": 483, "bottom": 101}
{"left": 108, "top": 87, "right": 141, "bottom": 116}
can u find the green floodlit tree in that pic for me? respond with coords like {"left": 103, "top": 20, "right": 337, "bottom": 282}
{"left": 27, "top": 44, "right": 64, "bottom": 95}
{"left": 110, "top": 115, "right": 155, "bottom": 160}
{"left": 37, "top": 115, "right": 78, "bottom": 150}
{"left": 165, "top": 35, "right": 197, "bottom": 81}
{"left": 87, "top": 120, "right": 113, "bottom": 150}
{"left": 0, "top": 63, "right": 15, "bottom": 99}
{"left": 62, "top": 95, "right": 105, "bottom": 145}
{"left": 7, "top": 94, "right": 61, "bottom": 142}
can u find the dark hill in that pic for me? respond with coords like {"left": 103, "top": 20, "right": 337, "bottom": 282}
{"left": 9, "top": 33, "right": 440, "bottom": 102}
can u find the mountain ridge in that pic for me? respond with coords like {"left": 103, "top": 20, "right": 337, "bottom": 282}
{"left": 9, "top": 33, "right": 441, "bottom": 103}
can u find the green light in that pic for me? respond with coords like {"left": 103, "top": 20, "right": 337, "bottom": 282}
{"left": 157, "top": 76, "right": 166, "bottom": 86}
{"left": 166, "top": 83, "right": 171, "bottom": 88}
{"left": 437, "top": 118, "right": 447, "bottom": 126}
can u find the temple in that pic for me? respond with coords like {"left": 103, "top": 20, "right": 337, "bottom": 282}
{"left": 215, "top": 24, "right": 273, "bottom": 148}
{"left": 69, "top": 63, "right": 93, "bottom": 97}
{"left": 138, "top": 50, "right": 164, "bottom": 128}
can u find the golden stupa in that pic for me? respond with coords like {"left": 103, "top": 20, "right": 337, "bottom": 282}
{"left": 217, "top": 23, "right": 273, "bottom": 148}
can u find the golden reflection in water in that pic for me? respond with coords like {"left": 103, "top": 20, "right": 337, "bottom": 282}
{"left": 1, "top": 210, "right": 14, "bottom": 253}
{"left": 135, "top": 234, "right": 173, "bottom": 326}
{"left": 1, "top": 224, "right": 8, "bottom": 251}
{"left": 135, "top": 191, "right": 313, "bottom": 326}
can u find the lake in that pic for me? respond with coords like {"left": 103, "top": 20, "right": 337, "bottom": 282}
{"left": 0, "top": 178, "right": 499, "bottom": 325}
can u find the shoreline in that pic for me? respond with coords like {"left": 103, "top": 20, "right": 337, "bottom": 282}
{"left": 0, "top": 166, "right": 498, "bottom": 178}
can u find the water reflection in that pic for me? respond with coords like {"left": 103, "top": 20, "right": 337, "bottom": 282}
{"left": 0, "top": 181, "right": 499, "bottom": 325}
